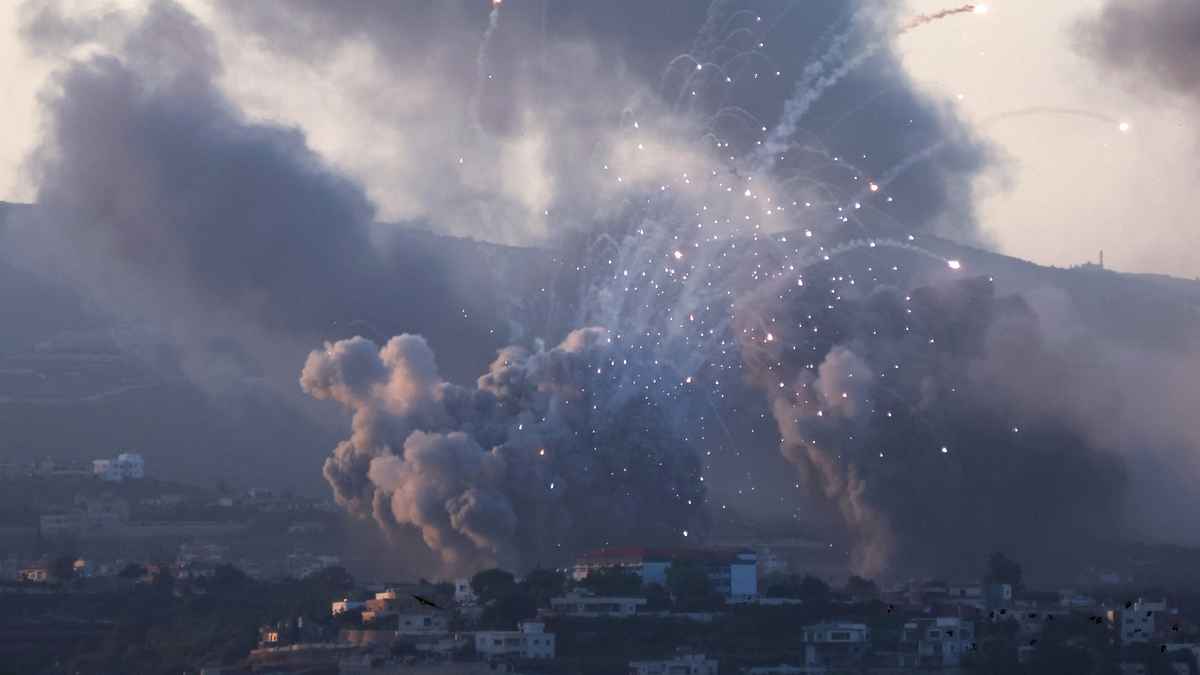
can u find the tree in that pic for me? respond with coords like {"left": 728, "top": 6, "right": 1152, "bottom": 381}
{"left": 479, "top": 590, "right": 538, "bottom": 630}
{"left": 578, "top": 566, "right": 642, "bottom": 597}
{"left": 203, "top": 564, "right": 250, "bottom": 590}
{"left": 798, "top": 575, "right": 832, "bottom": 607}
{"left": 471, "top": 568, "right": 516, "bottom": 605}
{"left": 666, "top": 561, "right": 723, "bottom": 612}
{"left": 306, "top": 565, "right": 355, "bottom": 592}
{"left": 118, "top": 563, "right": 146, "bottom": 579}
{"left": 1025, "top": 642, "right": 1093, "bottom": 675}
{"left": 845, "top": 575, "right": 879, "bottom": 600}
{"left": 49, "top": 554, "right": 77, "bottom": 582}
{"left": 644, "top": 583, "right": 672, "bottom": 611}
{"left": 985, "top": 552, "right": 1023, "bottom": 589}
{"left": 522, "top": 568, "right": 566, "bottom": 606}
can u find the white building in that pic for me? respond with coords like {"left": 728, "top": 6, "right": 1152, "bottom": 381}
{"left": 1117, "top": 599, "right": 1169, "bottom": 644}
{"left": 744, "top": 658, "right": 801, "bottom": 667}
{"left": 284, "top": 552, "right": 340, "bottom": 579}
{"left": 904, "top": 617, "right": 975, "bottom": 667}
{"left": 474, "top": 621, "right": 556, "bottom": 660}
{"left": 573, "top": 547, "right": 758, "bottom": 601}
{"left": 800, "top": 623, "right": 871, "bottom": 671}
{"left": 93, "top": 452, "right": 144, "bottom": 481}
{"left": 332, "top": 599, "right": 367, "bottom": 616}
{"left": 550, "top": 592, "right": 647, "bottom": 618}
{"left": 396, "top": 612, "right": 448, "bottom": 636}
{"left": 454, "top": 578, "right": 478, "bottom": 605}
{"left": 629, "top": 653, "right": 718, "bottom": 675}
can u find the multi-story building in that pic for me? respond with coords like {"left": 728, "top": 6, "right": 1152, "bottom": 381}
{"left": 628, "top": 653, "right": 718, "bottom": 675}
{"left": 331, "top": 598, "right": 367, "bottom": 616}
{"left": 396, "top": 612, "right": 448, "bottom": 637}
{"left": 800, "top": 622, "right": 871, "bottom": 672}
{"left": 18, "top": 562, "right": 52, "bottom": 583}
{"left": 1115, "top": 599, "right": 1169, "bottom": 644}
{"left": 284, "top": 552, "right": 340, "bottom": 579}
{"left": 93, "top": 452, "right": 144, "bottom": 481}
{"left": 549, "top": 592, "right": 648, "bottom": 618}
{"left": 903, "top": 617, "right": 975, "bottom": 667}
{"left": 454, "top": 578, "right": 478, "bottom": 605}
{"left": 40, "top": 495, "right": 130, "bottom": 538}
{"left": 178, "top": 542, "right": 229, "bottom": 566}
{"left": 573, "top": 547, "right": 758, "bottom": 600}
{"left": 474, "top": 621, "right": 556, "bottom": 660}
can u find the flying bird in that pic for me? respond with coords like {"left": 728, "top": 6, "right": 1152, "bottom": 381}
{"left": 412, "top": 594, "right": 443, "bottom": 610}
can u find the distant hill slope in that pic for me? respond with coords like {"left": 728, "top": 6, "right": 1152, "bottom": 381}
{"left": 2, "top": 201, "right": 1197, "bottom": 496}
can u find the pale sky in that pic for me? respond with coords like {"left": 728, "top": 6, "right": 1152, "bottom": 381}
{"left": 1, "top": 0, "right": 1195, "bottom": 277}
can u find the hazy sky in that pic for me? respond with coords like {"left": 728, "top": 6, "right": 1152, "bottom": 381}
{"left": 1, "top": 0, "right": 1195, "bottom": 278}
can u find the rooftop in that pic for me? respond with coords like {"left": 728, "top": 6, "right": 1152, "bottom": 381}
{"left": 576, "top": 546, "right": 755, "bottom": 565}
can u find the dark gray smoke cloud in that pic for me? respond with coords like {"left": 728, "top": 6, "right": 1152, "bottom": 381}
{"left": 25, "top": 0, "right": 387, "bottom": 333}
{"left": 217, "top": 0, "right": 991, "bottom": 244}
{"left": 13, "top": 0, "right": 1007, "bottom": 572}
{"left": 1076, "top": 0, "right": 1200, "bottom": 103}
{"left": 301, "top": 328, "right": 708, "bottom": 574}
{"left": 735, "top": 269, "right": 1133, "bottom": 576}
{"left": 15, "top": 0, "right": 527, "bottom": 384}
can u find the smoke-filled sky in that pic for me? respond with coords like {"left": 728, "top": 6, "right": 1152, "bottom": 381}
{"left": 1, "top": 0, "right": 1198, "bottom": 580}
{"left": 2, "top": 0, "right": 1197, "bottom": 276}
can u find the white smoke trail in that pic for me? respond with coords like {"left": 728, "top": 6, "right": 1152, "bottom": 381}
{"left": 472, "top": 6, "right": 502, "bottom": 137}
{"left": 900, "top": 5, "right": 980, "bottom": 34}
{"left": 758, "top": 3, "right": 988, "bottom": 170}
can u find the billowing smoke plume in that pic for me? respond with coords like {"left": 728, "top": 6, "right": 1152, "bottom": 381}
{"left": 736, "top": 268, "right": 1130, "bottom": 576}
{"left": 301, "top": 328, "right": 708, "bottom": 573}
{"left": 217, "top": 0, "right": 990, "bottom": 244}
{"left": 1076, "top": 0, "right": 1200, "bottom": 105}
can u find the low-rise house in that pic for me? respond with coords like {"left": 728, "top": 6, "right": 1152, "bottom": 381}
{"left": 744, "top": 658, "right": 801, "bottom": 667}
{"left": 575, "top": 547, "right": 758, "bottom": 601}
{"left": 284, "top": 552, "right": 340, "bottom": 579}
{"left": 474, "top": 621, "right": 556, "bottom": 660}
{"left": 550, "top": 591, "right": 647, "bottom": 618}
{"left": 903, "top": 617, "right": 975, "bottom": 667}
{"left": 332, "top": 598, "right": 367, "bottom": 616}
{"left": 800, "top": 622, "right": 871, "bottom": 672}
{"left": 93, "top": 452, "right": 144, "bottom": 481}
{"left": 629, "top": 653, "right": 718, "bottom": 675}
{"left": 18, "top": 561, "right": 52, "bottom": 583}
{"left": 396, "top": 611, "right": 448, "bottom": 637}
{"left": 1116, "top": 599, "right": 1170, "bottom": 644}
{"left": 454, "top": 578, "right": 478, "bottom": 606}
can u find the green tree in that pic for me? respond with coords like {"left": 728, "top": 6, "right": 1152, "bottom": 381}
{"left": 985, "top": 552, "right": 1023, "bottom": 588}
{"left": 479, "top": 590, "right": 538, "bottom": 630}
{"left": 49, "top": 554, "right": 77, "bottom": 582}
{"left": 471, "top": 568, "right": 516, "bottom": 605}
{"left": 578, "top": 566, "right": 642, "bottom": 596}
{"left": 845, "top": 575, "right": 879, "bottom": 600}
{"left": 522, "top": 568, "right": 566, "bottom": 606}
{"left": 666, "top": 561, "right": 723, "bottom": 611}
{"left": 118, "top": 563, "right": 146, "bottom": 579}
{"left": 798, "top": 575, "right": 832, "bottom": 607}
{"left": 1026, "top": 642, "right": 1093, "bottom": 675}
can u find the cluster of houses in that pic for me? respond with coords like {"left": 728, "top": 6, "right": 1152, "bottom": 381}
{"left": 11, "top": 538, "right": 1196, "bottom": 674}
{"left": 0, "top": 452, "right": 144, "bottom": 482}
{"left": 210, "top": 545, "right": 1192, "bottom": 674}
